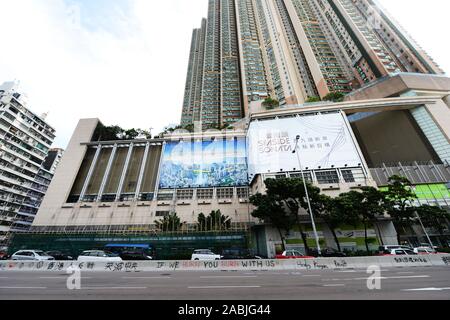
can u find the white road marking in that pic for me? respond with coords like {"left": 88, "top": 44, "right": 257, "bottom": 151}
{"left": 323, "top": 275, "right": 430, "bottom": 281}
{"left": 0, "top": 286, "right": 47, "bottom": 289}
{"left": 189, "top": 286, "right": 261, "bottom": 289}
{"left": 337, "top": 270, "right": 356, "bottom": 273}
{"left": 39, "top": 277, "right": 93, "bottom": 279}
{"left": 200, "top": 276, "right": 257, "bottom": 279}
{"left": 122, "top": 276, "right": 171, "bottom": 279}
{"left": 323, "top": 284, "right": 345, "bottom": 287}
{"left": 303, "top": 275, "right": 321, "bottom": 277}
{"left": 353, "top": 275, "right": 430, "bottom": 280}
{"left": 82, "top": 287, "right": 147, "bottom": 290}
{"left": 402, "top": 287, "right": 450, "bottom": 292}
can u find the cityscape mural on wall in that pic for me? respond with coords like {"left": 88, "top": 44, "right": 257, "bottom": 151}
{"left": 159, "top": 138, "right": 248, "bottom": 189}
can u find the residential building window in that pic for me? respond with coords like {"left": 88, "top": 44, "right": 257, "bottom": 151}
{"left": 217, "top": 188, "right": 234, "bottom": 199}
{"left": 157, "top": 193, "right": 174, "bottom": 201}
{"left": 289, "top": 172, "right": 313, "bottom": 183}
{"left": 236, "top": 187, "right": 249, "bottom": 199}
{"left": 315, "top": 170, "right": 339, "bottom": 184}
{"left": 155, "top": 211, "right": 170, "bottom": 217}
{"left": 197, "top": 188, "right": 214, "bottom": 199}
{"left": 176, "top": 189, "right": 194, "bottom": 200}
{"left": 341, "top": 170, "right": 355, "bottom": 183}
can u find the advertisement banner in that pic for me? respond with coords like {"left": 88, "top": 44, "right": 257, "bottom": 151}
{"left": 159, "top": 138, "right": 248, "bottom": 189}
{"left": 247, "top": 112, "right": 363, "bottom": 178}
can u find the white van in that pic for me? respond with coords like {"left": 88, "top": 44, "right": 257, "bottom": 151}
{"left": 191, "top": 249, "right": 222, "bottom": 261}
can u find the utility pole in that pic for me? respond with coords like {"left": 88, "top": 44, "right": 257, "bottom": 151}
{"left": 293, "top": 136, "right": 321, "bottom": 256}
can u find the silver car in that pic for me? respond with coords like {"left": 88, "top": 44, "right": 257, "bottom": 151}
{"left": 77, "top": 250, "right": 122, "bottom": 262}
{"left": 191, "top": 249, "right": 222, "bottom": 261}
{"left": 11, "top": 250, "right": 55, "bottom": 261}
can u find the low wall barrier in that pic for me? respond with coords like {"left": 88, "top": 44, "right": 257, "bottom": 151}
{"left": 1, "top": 255, "right": 449, "bottom": 273}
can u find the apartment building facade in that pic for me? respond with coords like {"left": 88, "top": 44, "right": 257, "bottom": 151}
{"left": 0, "top": 82, "right": 57, "bottom": 247}
{"left": 13, "top": 73, "right": 450, "bottom": 257}
{"left": 181, "top": 0, "right": 444, "bottom": 128}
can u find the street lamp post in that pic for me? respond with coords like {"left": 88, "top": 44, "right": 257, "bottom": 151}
{"left": 416, "top": 210, "right": 434, "bottom": 248}
{"left": 293, "top": 135, "right": 322, "bottom": 256}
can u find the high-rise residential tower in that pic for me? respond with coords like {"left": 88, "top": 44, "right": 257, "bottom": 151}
{"left": 181, "top": 0, "right": 444, "bottom": 128}
{"left": 0, "top": 82, "right": 57, "bottom": 246}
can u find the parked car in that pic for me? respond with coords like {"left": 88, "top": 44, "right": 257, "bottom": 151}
{"left": 221, "top": 248, "right": 262, "bottom": 260}
{"left": 45, "top": 251, "right": 74, "bottom": 260}
{"left": 0, "top": 251, "right": 9, "bottom": 260}
{"left": 191, "top": 249, "right": 222, "bottom": 261}
{"left": 275, "top": 250, "right": 314, "bottom": 259}
{"left": 381, "top": 248, "right": 418, "bottom": 256}
{"left": 11, "top": 250, "right": 55, "bottom": 261}
{"left": 77, "top": 250, "right": 122, "bottom": 262}
{"left": 413, "top": 247, "right": 442, "bottom": 255}
{"left": 119, "top": 251, "right": 153, "bottom": 261}
{"left": 378, "top": 245, "right": 413, "bottom": 255}
{"left": 308, "top": 248, "right": 347, "bottom": 257}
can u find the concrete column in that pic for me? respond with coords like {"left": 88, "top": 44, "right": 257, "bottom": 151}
{"left": 134, "top": 142, "right": 151, "bottom": 200}
{"left": 79, "top": 144, "right": 102, "bottom": 201}
{"left": 443, "top": 95, "right": 450, "bottom": 108}
{"left": 96, "top": 144, "right": 117, "bottom": 202}
{"left": 115, "top": 143, "right": 134, "bottom": 201}
{"left": 424, "top": 99, "right": 450, "bottom": 143}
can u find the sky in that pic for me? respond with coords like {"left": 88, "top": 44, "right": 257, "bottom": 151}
{"left": 0, "top": 0, "right": 448, "bottom": 149}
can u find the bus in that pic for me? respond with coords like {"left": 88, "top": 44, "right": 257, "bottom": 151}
{"left": 104, "top": 244, "right": 154, "bottom": 260}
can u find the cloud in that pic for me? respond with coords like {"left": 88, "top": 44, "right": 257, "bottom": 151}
{"left": 0, "top": 0, "right": 207, "bottom": 148}
{"left": 377, "top": 0, "right": 449, "bottom": 75}
{"left": 0, "top": 0, "right": 447, "bottom": 149}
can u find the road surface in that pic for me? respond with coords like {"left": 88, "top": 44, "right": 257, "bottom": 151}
{"left": 1, "top": 266, "right": 449, "bottom": 300}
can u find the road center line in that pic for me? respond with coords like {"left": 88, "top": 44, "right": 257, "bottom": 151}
{"left": 0, "top": 286, "right": 47, "bottom": 289}
{"left": 189, "top": 286, "right": 261, "bottom": 289}
{"left": 39, "top": 277, "right": 93, "bottom": 279}
{"left": 323, "top": 275, "right": 430, "bottom": 281}
{"left": 122, "top": 276, "right": 171, "bottom": 279}
{"left": 353, "top": 275, "right": 430, "bottom": 280}
{"left": 200, "top": 276, "right": 257, "bottom": 279}
{"left": 402, "top": 287, "right": 450, "bottom": 292}
{"left": 82, "top": 287, "right": 147, "bottom": 290}
{"left": 323, "top": 284, "right": 345, "bottom": 287}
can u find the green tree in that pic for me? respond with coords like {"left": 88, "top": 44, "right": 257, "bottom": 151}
{"left": 311, "top": 194, "right": 350, "bottom": 252}
{"left": 416, "top": 205, "right": 450, "bottom": 247}
{"left": 337, "top": 187, "right": 385, "bottom": 252}
{"left": 93, "top": 124, "right": 123, "bottom": 141}
{"left": 323, "top": 92, "right": 345, "bottom": 102}
{"left": 262, "top": 97, "right": 280, "bottom": 110}
{"left": 250, "top": 193, "right": 297, "bottom": 252}
{"left": 197, "top": 210, "right": 231, "bottom": 231}
{"left": 155, "top": 212, "right": 183, "bottom": 232}
{"left": 262, "top": 178, "right": 318, "bottom": 253}
{"left": 383, "top": 175, "right": 417, "bottom": 244}
{"left": 306, "top": 96, "right": 321, "bottom": 103}
{"left": 93, "top": 124, "right": 153, "bottom": 141}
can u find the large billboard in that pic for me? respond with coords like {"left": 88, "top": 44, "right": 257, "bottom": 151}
{"left": 159, "top": 138, "right": 248, "bottom": 189}
{"left": 247, "top": 112, "right": 363, "bottom": 178}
